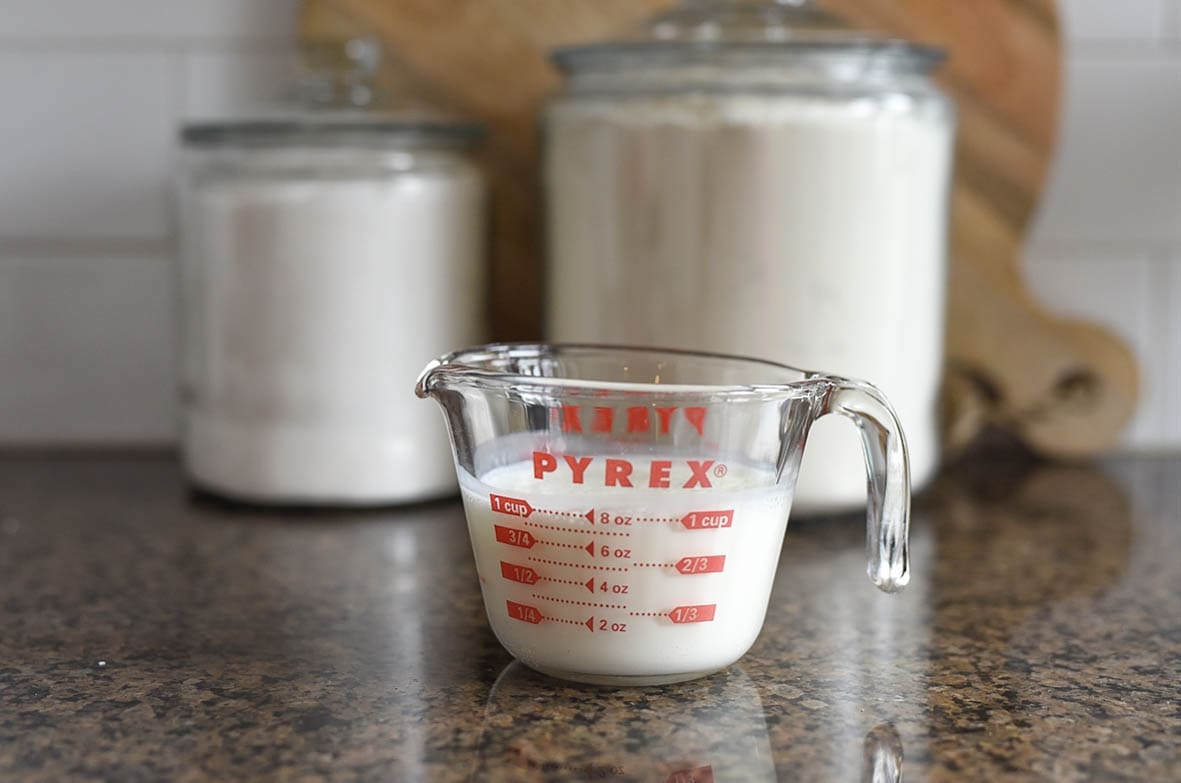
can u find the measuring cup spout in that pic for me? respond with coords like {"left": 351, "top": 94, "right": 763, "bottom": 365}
{"left": 415, "top": 358, "right": 446, "bottom": 399}
{"left": 811, "top": 376, "right": 911, "bottom": 593}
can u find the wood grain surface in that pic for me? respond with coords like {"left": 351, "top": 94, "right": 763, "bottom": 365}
{"left": 301, "top": 0, "right": 1139, "bottom": 457}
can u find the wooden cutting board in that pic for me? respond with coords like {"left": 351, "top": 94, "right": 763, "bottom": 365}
{"left": 301, "top": 0, "right": 1139, "bottom": 458}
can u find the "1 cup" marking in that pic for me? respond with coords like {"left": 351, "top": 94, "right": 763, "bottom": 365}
{"left": 490, "top": 494, "right": 533, "bottom": 518}
{"left": 680, "top": 510, "right": 734, "bottom": 530}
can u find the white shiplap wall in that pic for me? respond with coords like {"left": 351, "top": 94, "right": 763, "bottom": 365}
{"left": 0, "top": 0, "right": 1177, "bottom": 449}
{"left": 0, "top": 0, "right": 298, "bottom": 445}
{"left": 1025, "top": 0, "right": 1181, "bottom": 450}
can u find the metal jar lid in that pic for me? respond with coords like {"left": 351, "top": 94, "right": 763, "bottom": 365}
{"left": 182, "top": 37, "right": 483, "bottom": 150}
{"left": 181, "top": 111, "right": 483, "bottom": 150}
{"left": 551, "top": 0, "right": 944, "bottom": 75}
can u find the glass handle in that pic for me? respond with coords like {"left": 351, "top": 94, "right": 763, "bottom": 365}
{"left": 817, "top": 377, "right": 911, "bottom": 593}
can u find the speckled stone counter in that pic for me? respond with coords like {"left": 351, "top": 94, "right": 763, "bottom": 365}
{"left": 1, "top": 452, "right": 1179, "bottom": 781}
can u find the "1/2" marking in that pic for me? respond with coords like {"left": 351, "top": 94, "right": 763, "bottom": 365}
{"left": 500, "top": 561, "right": 539, "bottom": 585}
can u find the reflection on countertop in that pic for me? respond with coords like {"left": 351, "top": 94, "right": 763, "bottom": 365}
{"left": 0, "top": 450, "right": 1178, "bottom": 781}
{"left": 474, "top": 662, "right": 903, "bottom": 782}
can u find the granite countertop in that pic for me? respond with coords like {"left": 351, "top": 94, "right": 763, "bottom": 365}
{"left": 1, "top": 452, "right": 1179, "bottom": 781}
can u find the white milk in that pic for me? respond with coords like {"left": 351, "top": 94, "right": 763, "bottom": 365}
{"left": 545, "top": 91, "right": 954, "bottom": 512}
{"left": 179, "top": 148, "right": 485, "bottom": 504}
{"left": 459, "top": 454, "right": 792, "bottom": 683}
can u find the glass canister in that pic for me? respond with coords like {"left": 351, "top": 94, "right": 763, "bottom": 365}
{"left": 543, "top": 0, "right": 955, "bottom": 513}
{"left": 178, "top": 38, "right": 486, "bottom": 506}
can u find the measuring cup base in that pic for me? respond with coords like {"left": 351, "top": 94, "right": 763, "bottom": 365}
{"left": 528, "top": 664, "right": 729, "bottom": 687}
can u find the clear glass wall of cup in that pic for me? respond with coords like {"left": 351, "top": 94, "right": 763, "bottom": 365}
{"left": 418, "top": 344, "right": 910, "bottom": 685}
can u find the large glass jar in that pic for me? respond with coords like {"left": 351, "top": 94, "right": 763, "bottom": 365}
{"left": 178, "top": 39, "right": 486, "bottom": 506}
{"left": 544, "top": 0, "right": 955, "bottom": 513}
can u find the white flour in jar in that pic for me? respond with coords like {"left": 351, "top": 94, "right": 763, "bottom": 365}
{"left": 545, "top": 92, "right": 954, "bottom": 511}
{"left": 180, "top": 148, "right": 485, "bottom": 504}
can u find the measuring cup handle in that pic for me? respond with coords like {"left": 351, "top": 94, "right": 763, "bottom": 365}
{"left": 816, "top": 377, "right": 911, "bottom": 593}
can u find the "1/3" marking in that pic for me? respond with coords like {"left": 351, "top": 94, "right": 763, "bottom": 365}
{"left": 668, "top": 604, "right": 717, "bottom": 624}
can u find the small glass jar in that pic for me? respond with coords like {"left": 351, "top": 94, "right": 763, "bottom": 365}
{"left": 543, "top": 0, "right": 955, "bottom": 513}
{"left": 178, "top": 39, "right": 486, "bottom": 506}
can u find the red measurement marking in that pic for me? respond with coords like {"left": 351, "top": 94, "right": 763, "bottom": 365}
{"left": 675, "top": 555, "right": 726, "bottom": 575}
{"left": 494, "top": 525, "right": 536, "bottom": 549}
{"left": 537, "top": 576, "right": 596, "bottom": 594}
{"left": 536, "top": 538, "right": 585, "bottom": 550}
{"left": 490, "top": 494, "right": 533, "bottom": 518}
{"left": 680, "top": 510, "right": 734, "bottom": 530}
{"left": 635, "top": 516, "right": 679, "bottom": 524}
{"left": 528, "top": 557, "right": 628, "bottom": 572}
{"left": 632, "top": 562, "right": 675, "bottom": 568}
{"left": 506, "top": 600, "right": 542, "bottom": 624}
{"left": 669, "top": 604, "right": 717, "bottom": 624}
{"left": 533, "top": 507, "right": 593, "bottom": 520}
{"left": 667, "top": 765, "right": 714, "bottom": 783}
{"left": 500, "top": 562, "right": 539, "bottom": 585}
{"left": 542, "top": 615, "right": 593, "bottom": 630}
{"left": 523, "top": 520, "right": 631, "bottom": 537}
{"left": 532, "top": 593, "right": 627, "bottom": 610}
{"left": 629, "top": 611, "right": 668, "bottom": 617}
{"left": 585, "top": 541, "right": 595, "bottom": 557}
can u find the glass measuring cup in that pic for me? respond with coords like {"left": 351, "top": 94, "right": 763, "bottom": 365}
{"left": 417, "top": 344, "right": 909, "bottom": 686}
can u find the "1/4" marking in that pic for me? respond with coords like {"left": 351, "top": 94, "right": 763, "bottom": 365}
{"left": 506, "top": 600, "right": 542, "bottom": 624}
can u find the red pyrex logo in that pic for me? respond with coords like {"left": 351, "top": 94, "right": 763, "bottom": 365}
{"left": 556, "top": 405, "right": 707, "bottom": 436}
{"left": 533, "top": 451, "right": 719, "bottom": 489}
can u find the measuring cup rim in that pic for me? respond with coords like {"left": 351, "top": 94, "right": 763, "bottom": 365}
{"left": 416, "top": 342, "right": 830, "bottom": 400}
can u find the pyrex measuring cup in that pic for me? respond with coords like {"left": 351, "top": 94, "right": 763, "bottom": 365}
{"left": 417, "top": 344, "right": 909, "bottom": 685}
